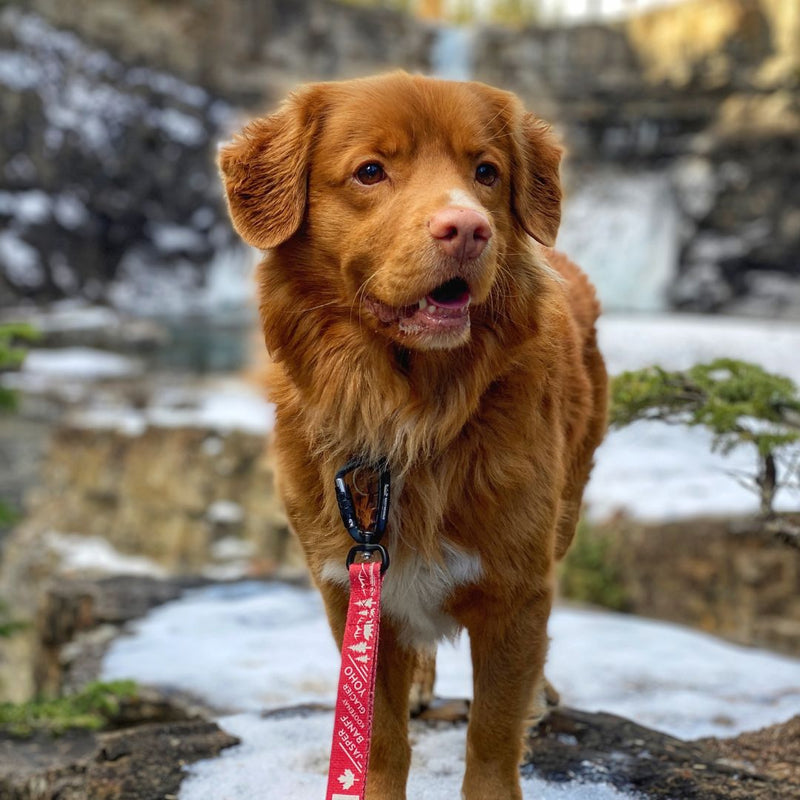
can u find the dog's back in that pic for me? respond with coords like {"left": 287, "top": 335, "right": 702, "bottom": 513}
{"left": 547, "top": 249, "right": 608, "bottom": 556}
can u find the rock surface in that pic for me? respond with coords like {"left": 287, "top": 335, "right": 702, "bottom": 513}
{"left": 34, "top": 575, "right": 200, "bottom": 698}
{"left": 0, "top": 0, "right": 431, "bottom": 307}
{"left": 4, "top": 700, "right": 794, "bottom": 800}
{"left": 1, "top": 571, "right": 797, "bottom": 799}
{"left": 525, "top": 706, "right": 799, "bottom": 799}
{"left": 27, "top": 0, "right": 432, "bottom": 104}
{"left": 0, "top": 717, "right": 239, "bottom": 800}
{"left": 564, "top": 515, "right": 800, "bottom": 657}
{"left": 701, "top": 714, "right": 800, "bottom": 787}
{"left": 0, "top": 7, "right": 241, "bottom": 310}
{"left": 411, "top": 699, "right": 800, "bottom": 798}
{"left": 474, "top": 0, "right": 800, "bottom": 314}
{"left": 5, "top": 422, "right": 294, "bottom": 584}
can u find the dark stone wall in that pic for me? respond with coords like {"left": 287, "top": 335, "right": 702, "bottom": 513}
{"left": 0, "top": 9, "right": 238, "bottom": 306}
{"left": 26, "top": 0, "right": 433, "bottom": 105}
{"left": 1, "top": 0, "right": 798, "bottom": 313}
{"left": 472, "top": 0, "right": 800, "bottom": 313}
{"left": 0, "top": 1, "right": 432, "bottom": 307}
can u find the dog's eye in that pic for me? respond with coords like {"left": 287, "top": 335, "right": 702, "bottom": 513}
{"left": 355, "top": 162, "right": 386, "bottom": 185}
{"left": 475, "top": 163, "right": 498, "bottom": 187}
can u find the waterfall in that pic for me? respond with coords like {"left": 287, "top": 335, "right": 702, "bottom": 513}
{"left": 430, "top": 25, "right": 474, "bottom": 81}
{"left": 557, "top": 170, "right": 679, "bottom": 312}
{"left": 426, "top": 26, "right": 677, "bottom": 312}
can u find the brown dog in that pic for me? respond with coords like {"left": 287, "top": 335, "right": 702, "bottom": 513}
{"left": 220, "top": 71, "right": 607, "bottom": 800}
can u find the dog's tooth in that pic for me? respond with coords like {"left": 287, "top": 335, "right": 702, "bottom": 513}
{"left": 419, "top": 297, "right": 429, "bottom": 310}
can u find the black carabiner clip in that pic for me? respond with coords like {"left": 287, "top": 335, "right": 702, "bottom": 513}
{"left": 334, "top": 458, "right": 390, "bottom": 546}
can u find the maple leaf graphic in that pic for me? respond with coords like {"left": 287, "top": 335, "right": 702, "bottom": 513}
{"left": 338, "top": 769, "right": 356, "bottom": 790}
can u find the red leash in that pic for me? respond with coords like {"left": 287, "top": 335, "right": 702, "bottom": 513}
{"left": 326, "top": 459, "right": 391, "bottom": 799}
{"left": 324, "top": 561, "right": 384, "bottom": 800}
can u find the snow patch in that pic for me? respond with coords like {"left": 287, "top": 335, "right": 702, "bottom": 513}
{"left": 584, "top": 419, "right": 797, "bottom": 521}
{"left": 21, "top": 347, "right": 141, "bottom": 379}
{"left": 68, "top": 379, "right": 275, "bottom": 436}
{"left": 0, "top": 48, "right": 41, "bottom": 90}
{"left": 53, "top": 193, "right": 89, "bottom": 230}
{"left": 148, "top": 223, "right": 206, "bottom": 254}
{"left": 8, "top": 190, "right": 52, "bottom": 224}
{"left": 149, "top": 107, "right": 206, "bottom": 146}
{"left": 180, "top": 712, "right": 636, "bottom": 800}
{"left": 100, "top": 582, "right": 800, "bottom": 799}
{"left": 585, "top": 313, "right": 800, "bottom": 520}
{"left": 103, "top": 583, "right": 800, "bottom": 740}
{"left": 46, "top": 531, "right": 166, "bottom": 577}
{"left": 7, "top": 301, "right": 121, "bottom": 333}
{"left": 206, "top": 501, "right": 245, "bottom": 527}
{"left": 0, "top": 231, "right": 44, "bottom": 288}
{"left": 598, "top": 313, "right": 800, "bottom": 384}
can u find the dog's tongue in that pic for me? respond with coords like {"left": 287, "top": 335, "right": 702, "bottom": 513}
{"left": 427, "top": 278, "right": 470, "bottom": 310}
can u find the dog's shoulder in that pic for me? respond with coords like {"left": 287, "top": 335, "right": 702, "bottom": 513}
{"left": 543, "top": 248, "right": 602, "bottom": 338}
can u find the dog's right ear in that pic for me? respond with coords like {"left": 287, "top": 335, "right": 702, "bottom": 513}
{"left": 218, "top": 89, "right": 321, "bottom": 250}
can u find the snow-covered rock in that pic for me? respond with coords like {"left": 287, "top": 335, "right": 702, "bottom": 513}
{"left": 0, "top": 9, "right": 245, "bottom": 311}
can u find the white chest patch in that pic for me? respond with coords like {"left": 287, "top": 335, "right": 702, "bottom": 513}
{"left": 319, "top": 541, "right": 483, "bottom": 648}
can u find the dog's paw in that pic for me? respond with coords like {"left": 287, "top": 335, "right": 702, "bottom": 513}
{"left": 543, "top": 675, "right": 561, "bottom": 708}
{"left": 521, "top": 674, "right": 561, "bottom": 760}
{"left": 409, "top": 649, "right": 436, "bottom": 717}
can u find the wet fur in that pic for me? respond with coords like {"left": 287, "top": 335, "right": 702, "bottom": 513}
{"left": 220, "top": 72, "right": 607, "bottom": 800}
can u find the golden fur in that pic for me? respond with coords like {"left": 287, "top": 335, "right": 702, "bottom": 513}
{"left": 220, "top": 71, "right": 607, "bottom": 800}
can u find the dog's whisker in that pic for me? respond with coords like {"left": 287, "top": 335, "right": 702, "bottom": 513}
{"left": 351, "top": 273, "right": 380, "bottom": 331}
{"left": 297, "top": 299, "right": 345, "bottom": 314}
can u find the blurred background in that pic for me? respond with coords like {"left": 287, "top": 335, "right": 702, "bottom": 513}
{"left": 0, "top": 1, "right": 799, "bottom": 793}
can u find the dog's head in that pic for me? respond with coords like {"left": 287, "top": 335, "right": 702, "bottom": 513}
{"left": 220, "top": 72, "right": 562, "bottom": 352}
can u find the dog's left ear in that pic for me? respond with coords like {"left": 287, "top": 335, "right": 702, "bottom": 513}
{"left": 512, "top": 113, "right": 563, "bottom": 247}
{"left": 218, "top": 87, "right": 321, "bottom": 250}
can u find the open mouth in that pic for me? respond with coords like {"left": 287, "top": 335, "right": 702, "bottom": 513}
{"left": 420, "top": 277, "right": 471, "bottom": 313}
{"left": 365, "top": 277, "right": 472, "bottom": 343}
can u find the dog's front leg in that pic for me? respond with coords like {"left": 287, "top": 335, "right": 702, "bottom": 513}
{"left": 461, "top": 588, "right": 553, "bottom": 800}
{"left": 318, "top": 582, "right": 414, "bottom": 800}
{"left": 365, "top": 620, "right": 416, "bottom": 799}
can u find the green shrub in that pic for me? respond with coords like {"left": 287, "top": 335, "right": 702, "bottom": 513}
{"left": 0, "top": 322, "right": 39, "bottom": 411}
{"left": 0, "top": 680, "right": 139, "bottom": 737}
{"left": 610, "top": 359, "right": 800, "bottom": 516}
{"left": 560, "top": 521, "right": 630, "bottom": 612}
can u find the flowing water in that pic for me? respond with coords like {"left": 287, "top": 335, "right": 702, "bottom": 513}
{"left": 430, "top": 25, "right": 474, "bottom": 81}
{"left": 429, "top": 24, "right": 678, "bottom": 312}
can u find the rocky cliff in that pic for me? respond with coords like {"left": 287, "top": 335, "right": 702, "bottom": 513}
{"left": 26, "top": 0, "right": 432, "bottom": 104}
{"left": 474, "top": 0, "right": 800, "bottom": 313}
{"left": 0, "top": 1, "right": 430, "bottom": 308}
{"left": 0, "top": 8, "right": 238, "bottom": 309}
{"left": 1, "top": 0, "right": 798, "bottom": 312}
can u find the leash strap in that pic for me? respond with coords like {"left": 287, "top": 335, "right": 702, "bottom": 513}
{"left": 325, "top": 561, "right": 384, "bottom": 800}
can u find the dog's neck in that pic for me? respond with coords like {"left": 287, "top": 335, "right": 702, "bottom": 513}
{"left": 260, "top": 248, "right": 557, "bottom": 472}
{"left": 267, "top": 323, "right": 505, "bottom": 471}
